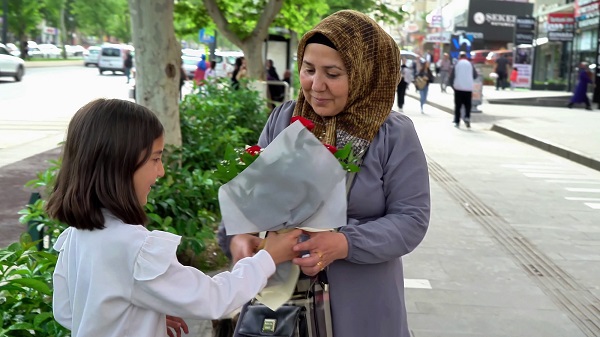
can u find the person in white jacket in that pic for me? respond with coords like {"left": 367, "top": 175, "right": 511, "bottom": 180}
{"left": 449, "top": 51, "right": 478, "bottom": 128}
{"left": 46, "top": 98, "right": 302, "bottom": 337}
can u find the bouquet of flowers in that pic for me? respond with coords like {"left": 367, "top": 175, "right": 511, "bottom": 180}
{"left": 215, "top": 116, "right": 360, "bottom": 309}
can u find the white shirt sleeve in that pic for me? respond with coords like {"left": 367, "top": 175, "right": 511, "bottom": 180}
{"left": 52, "top": 228, "right": 73, "bottom": 329}
{"left": 130, "top": 231, "right": 275, "bottom": 319}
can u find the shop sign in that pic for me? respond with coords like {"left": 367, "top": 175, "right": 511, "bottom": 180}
{"left": 548, "top": 31, "right": 574, "bottom": 41}
{"left": 467, "top": 0, "right": 533, "bottom": 41}
{"left": 425, "top": 32, "right": 451, "bottom": 43}
{"left": 575, "top": 0, "right": 599, "bottom": 18}
{"left": 578, "top": 16, "right": 600, "bottom": 28}
{"left": 516, "top": 17, "right": 535, "bottom": 31}
{"left": 547, "top": 13, "right": 575, "bottom": 32}
{"left": 515, "top": 32, "right": 534, "bottom": 45}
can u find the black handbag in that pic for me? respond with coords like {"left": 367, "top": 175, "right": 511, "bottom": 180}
{"left": 233, "top": 273, "right": 331, "bottom": 337}
{"left": 237, "top": 304, "right": 306, "bottom": 337}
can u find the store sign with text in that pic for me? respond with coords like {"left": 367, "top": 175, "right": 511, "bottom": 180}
{"left": 467, "top": 0, "right": 533, "bottom": 41}
{"left": 547, "top": 13, "right": 575, "bottom": 32}
{"left": 575, "top": 0, "right": 600, "bottom": 28}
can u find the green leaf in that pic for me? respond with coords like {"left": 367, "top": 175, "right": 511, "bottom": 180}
{"left": 9, "top": 278, "right": 52, "bottom": 295}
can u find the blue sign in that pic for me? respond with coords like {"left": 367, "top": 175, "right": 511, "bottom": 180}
{"left": 199, "top": 28, "right": 215, "bottom": 44}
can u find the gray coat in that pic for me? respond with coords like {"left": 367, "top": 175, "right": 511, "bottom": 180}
{"left": 218, "top": 101, "right": 430, "bottom": 337}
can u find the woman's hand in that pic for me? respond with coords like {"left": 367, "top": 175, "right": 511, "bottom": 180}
{"left": 291, "top": 231, "right": 348, "bottom": 276}
{"left": 166, "top": 316, "right": 188, "bottom": 337}
{"left": 230, "top": 234, "right": 263, "bottom": 264}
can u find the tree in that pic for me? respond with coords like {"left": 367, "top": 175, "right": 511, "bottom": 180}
{"left": 71, "top": 0, "right": 130, "bottom": 42}
{"left": 128, "top": 0, "right": 181, "bottom": 146}
{"left": 7, "top": 0, "right": 44, "bottom": 56}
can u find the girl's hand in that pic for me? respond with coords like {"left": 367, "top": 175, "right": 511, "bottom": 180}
{"left": 230, "top": 234, "right": 263, "bottom": 263}
{"left": 166, "top": 316, "right": 188, "bottom": 337}
{"left": 291, "top": 231, "right": 348, "bottom": 276}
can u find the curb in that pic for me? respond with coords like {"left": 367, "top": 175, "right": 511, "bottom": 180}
{"left": 25, "top": 60, "right": 83, "bottom": 68}
{"left": 406, "top": 92, "right": 600, "bottom": 173}
{"left": 491, "top": 124, "right": 600, "bottom": 172}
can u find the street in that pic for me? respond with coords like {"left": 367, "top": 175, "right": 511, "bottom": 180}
{"left": 0, "top": 66, "right": 600, "bottom": 336}
{"left": 0, "top": 65, "right": 132, "bottom": 167}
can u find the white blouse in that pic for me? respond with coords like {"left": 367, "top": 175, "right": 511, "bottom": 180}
{"left": 53, "top": 212, "right": 275, "bottom": 337}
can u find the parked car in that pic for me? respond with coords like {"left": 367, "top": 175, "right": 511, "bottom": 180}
{"left": 83, "top": 46, "right": 101, "bottom": 66}
{"left": 66, "top": 45, "right": 85, "bottom": 57}
{"left": 5, "top": 43, "right": 21, "bottom": 57}
{"left": 98, "top": 43, "right": 134, "bottom": 75}
{"left": 470, "top": 49, "right": 490, "bottom": 64}
{"left": 27, "top": 47, "right": 44, "bottom": 59}
{"left": 0, "top": 43, "right": 25, "bottom": 81}
{"left": 37, "top": 44, "right": 62, "bottom": 58}
{"left": 486, "top": 50, "right": 513, "bottom": 66}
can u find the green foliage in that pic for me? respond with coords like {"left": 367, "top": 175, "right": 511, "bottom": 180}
{"left": 144, "top": 80, "right": 268, "bottom": 269}
{"left": 0, "top": 234, "right": 69, "bottom": 337}
{"left": 7, "top": 0, "right": 44, "bottom": 42}
{"left": 71, "top": 0, "right": 130, "bottom": 41}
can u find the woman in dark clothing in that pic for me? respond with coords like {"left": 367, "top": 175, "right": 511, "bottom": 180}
{"left": 266, "top": 59, "right": 284, "bottom": 104}
{"left": 231, "top": 57, "right": 246, "bottom": 90}
{"left": 569, "top": 62, "right": 592, "bottom": 110}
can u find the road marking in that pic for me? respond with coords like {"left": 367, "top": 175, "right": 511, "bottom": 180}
{"left": 584, "top": 203, "right": 600, "bottom": 209}
{"left": 566, "top": 188, "right": 600, "bottom": 193}
{"left": 565, "top": 197, "right": 600, "bottom": 201}
{"left": 524, "top": 173, "right": 591, "bottom": 179}
{"left": 547, "top": 180, "right": 600, "bottom": 184}
{"left": 404, "top": 279, "right": 432, "bottom": 289}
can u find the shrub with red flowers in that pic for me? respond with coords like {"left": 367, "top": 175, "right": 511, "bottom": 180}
{"left": 213, "top": 116, "right": 360, "bottom": 184}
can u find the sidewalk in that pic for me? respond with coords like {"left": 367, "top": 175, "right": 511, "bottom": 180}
{"left": 406, "top": 85, "right": 600, "bottom": 172}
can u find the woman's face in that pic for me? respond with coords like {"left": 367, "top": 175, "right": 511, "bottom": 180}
{"left": 133, "top": 135, "right": 165, "bottom": 205}
{"left": 300, "top": 43, "right": 349, "bottom": 117}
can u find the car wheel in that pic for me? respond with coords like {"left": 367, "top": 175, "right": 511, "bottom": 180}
{"left": 14, "top": 66, "right": 24, "bottom": 82}
{"left": 99, "top": 68, "right": 104, "bottom": 75}
{"left": 112, "top": 71, "right": 116, "bottom": 75}
{"left": 84, "top": 63, "right": 89, "bottom": 67}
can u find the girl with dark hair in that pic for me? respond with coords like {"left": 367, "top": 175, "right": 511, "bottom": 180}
{"left": 47, "top": 98, "right": 301, "bottom": 337}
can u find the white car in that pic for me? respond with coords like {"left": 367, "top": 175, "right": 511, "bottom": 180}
{"left": 83, "top": 46, "right": 101, "bottom": 66}
{"left": 0, "top": 43, "right": 25, "bottom": 81}
{"left": 37, "top": 44, "right": 62, "bottom": 58}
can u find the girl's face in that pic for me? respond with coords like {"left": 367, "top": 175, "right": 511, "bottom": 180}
{"left": 133, "top": 135, "right": 165, "bottom": 205}
{"left": 300, "top": 43, "right": 349, "bottom": 117}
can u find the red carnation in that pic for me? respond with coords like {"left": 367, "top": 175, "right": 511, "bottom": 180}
{"left": 245, "top": 145, "right": 262, "bottom": 156}
{"left": 291, "top": 116, "right": 315, "bottom": 131}
{"left": 323, "top": 144, "right": 337, "bottom": 154}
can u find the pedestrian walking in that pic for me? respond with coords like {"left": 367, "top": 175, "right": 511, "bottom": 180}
{"left": 494, "top": 54, "right": 510, "bottom": 90}
{"left": 449, "top": 51, "right": 478, "bottom": 128}
{"left": 416, "top": 59, "right": 434, "bottom": 113}
{"left": 124, "top": 50, "right": 133, "bottom": 84}
{"left": 396, "top": 57, "right": 412, "bottom": 111}
{"left": 47, "top": 98, "right": 301, "bottom": 337}
{"left": 194, "top": 54, "right": 209, "bottom": 85}
{"left": 568, "top": 62, "right": 593, "bottom": 110}
{"left": 438, "top": 53, "right": 452, "bottom": 93}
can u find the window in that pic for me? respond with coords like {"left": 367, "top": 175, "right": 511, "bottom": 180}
{"left": 102, "top": 48, "right": 121, "bottom": 57}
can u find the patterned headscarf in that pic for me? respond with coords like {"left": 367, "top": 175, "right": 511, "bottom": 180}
{"left": 292, "top": 10, "right": 401, "bottom": 156}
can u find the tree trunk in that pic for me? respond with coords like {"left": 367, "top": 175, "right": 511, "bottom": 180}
{"left": 203, "top": 0, "right": 284, "bottom": 81}
{"left": 242, "top": 39, "right": 266, "bottom": 81}
{"left": 59, "top": 3, "right": 68, "bottom": 59}
{"left": 128, "top": 0, "right": 182, "bottom": 147}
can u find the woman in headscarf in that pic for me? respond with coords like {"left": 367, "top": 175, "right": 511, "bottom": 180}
{"left": 219, "top": 10, "right": 430, "bottom": 337}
